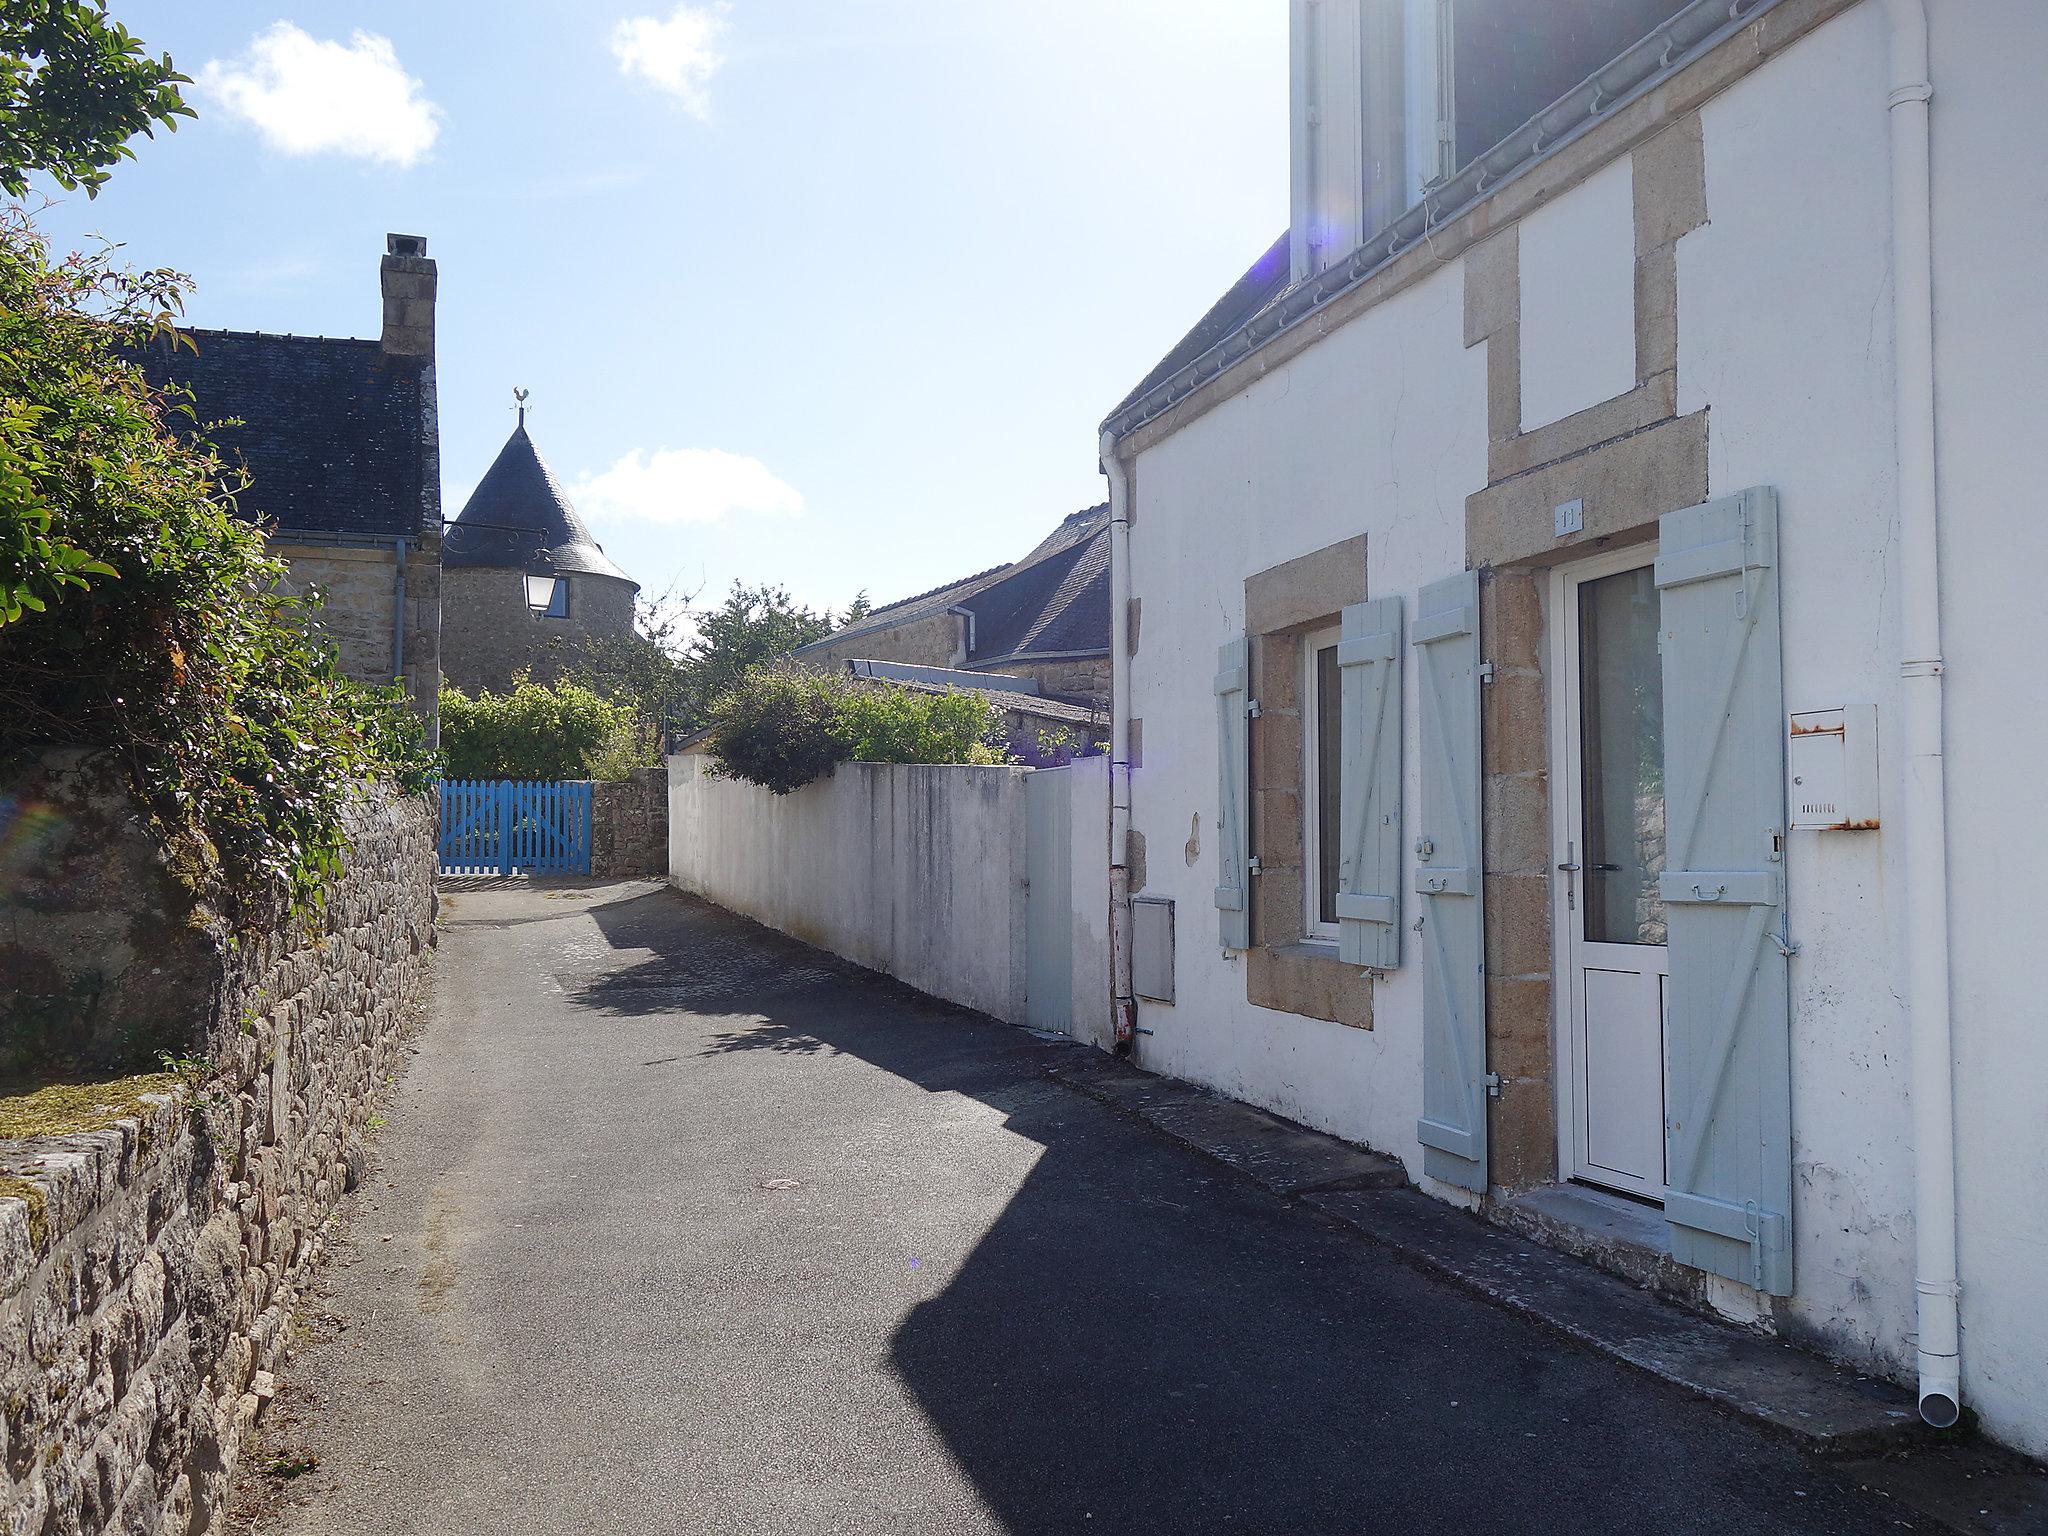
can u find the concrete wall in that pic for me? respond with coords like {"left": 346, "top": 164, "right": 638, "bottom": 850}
{"left": 1118, "top": 0, "right": 2048, "bottom": 1456}
{"left": 440, "top": 566, "right": 637, "bottom": 695}
{"left": 0, "top": 767, "right": 437, "bottom": 1532}
{"left": 670, "top": 757, "right": 1033, "bottom": 1025}
{"left": 1061, "top": 753, "right": 1115, "bottom": 1050}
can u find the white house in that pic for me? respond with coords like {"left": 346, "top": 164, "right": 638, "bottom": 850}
{"left": 1100, "top": 0, "right": 2048, "bottom": 1456}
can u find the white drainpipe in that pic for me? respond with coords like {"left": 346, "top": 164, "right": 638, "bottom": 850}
{"left": 1102, "top": 429, "right": 1136, "bottom": 1050}
{"left": 1881, "top": 0, "right": 1960, "bottom": 1431}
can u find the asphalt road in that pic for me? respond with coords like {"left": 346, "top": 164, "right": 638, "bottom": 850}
{"left": 228, "top": 879, "right": 1920, "bottom": 1536}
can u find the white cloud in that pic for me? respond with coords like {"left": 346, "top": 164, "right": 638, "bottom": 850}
{"left": 571, "top": 447, "right": 803, "bottom": 525}
{"left": 199, "top": 24, "right": 440, "bottom": 167}
{"left": 610, "top": 3, "right": 730, "bottom": 118}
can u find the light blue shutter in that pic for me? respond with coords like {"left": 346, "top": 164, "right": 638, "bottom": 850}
{"left": 1215, "top": 636, "right": 1251, "bottom": 951}
{"left": 1412, "top": 571, "right": 1487, "bottom": 1193}
{"left": 1655, "top": 487, "right": 1794, "bottom": 1295}
{"left": 1337, "top": 596, "right": 1403, "bottom": 969}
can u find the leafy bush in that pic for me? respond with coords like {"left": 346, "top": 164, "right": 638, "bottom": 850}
{"left": 702, "top": 664, "right": 853, "bottom": 796}
{"left": 439, "top": 678, "right": 648, "bottom": 782}
{"left": 834, "top": 682, "right": 1010, "bottom": 767}
{"left": 705, "top": 664, "right": 1011, "bottom": 795}
{"left": 0, "top": 212, "right": 435, "bottom": 920}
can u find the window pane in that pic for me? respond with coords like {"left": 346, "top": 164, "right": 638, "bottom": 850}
{"left": 1317, "top": 642, "right": 1343, "bottom": 928}
{"left": 1578, "top": 566, "right": 1665, "bottom": 945}
{"left": 1452, "top": 0, "right": 1695, "bottom": 170}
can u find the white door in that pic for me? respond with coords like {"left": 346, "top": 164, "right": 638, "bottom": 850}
{"left": 1553, "top": 549, "right": 1670, "bottom": 1201}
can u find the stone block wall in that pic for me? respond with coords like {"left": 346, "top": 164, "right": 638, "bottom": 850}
{"left": 587, "top": 767, "right": 669, "bottom": 878}
{"left": 440, "top": 566, "right": 636, "bottom": 696}
{"left": 0, "top": 775, "right": 436, "bottom": 1535}
{"left": 273, "top": 535, "right": 442, "bottom": 722}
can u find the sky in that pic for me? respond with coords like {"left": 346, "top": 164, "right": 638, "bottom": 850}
{"left": 36, "top": 2, "right": 1288, "bottom": 620}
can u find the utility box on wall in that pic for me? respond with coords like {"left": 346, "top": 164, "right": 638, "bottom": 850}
{"left": 1133, "top": 896, "right": 1175, "bottom": 1003}
{"left": 1788, "top": 704, "right": 1880, "bottom": 830}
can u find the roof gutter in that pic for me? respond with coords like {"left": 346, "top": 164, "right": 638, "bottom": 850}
{"left": 1103, "top": 0, "right": 1788, "bottom": 445}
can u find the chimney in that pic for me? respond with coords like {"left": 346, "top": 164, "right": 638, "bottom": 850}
{"left": 380, "top": 233, "right": 437, "bottom": 358}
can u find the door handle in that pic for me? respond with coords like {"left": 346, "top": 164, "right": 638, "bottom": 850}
{"left": 1557, "top": 861, "right": 1581, "bottom": 873}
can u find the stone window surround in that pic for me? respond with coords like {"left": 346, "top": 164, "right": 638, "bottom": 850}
{"left": 1459, "top": 108, "right": 1711, "bottom": 1193}
{"left": 1244, "top": 536, "right": 1373, "bottom": 1030}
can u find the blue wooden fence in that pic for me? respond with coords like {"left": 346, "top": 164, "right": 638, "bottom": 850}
{"left": 438, "top": 780, "right": 593, "bottom": 876}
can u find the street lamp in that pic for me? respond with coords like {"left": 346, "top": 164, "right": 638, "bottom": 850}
{"left": 524, "top": 552, "right": 564, "bottom": 618}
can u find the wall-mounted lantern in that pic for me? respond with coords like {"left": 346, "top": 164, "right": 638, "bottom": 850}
{"left": 524, "top": 552, "right": 567, "bottom": 618}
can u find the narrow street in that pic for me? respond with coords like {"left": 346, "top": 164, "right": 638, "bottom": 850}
{"left": 231, "top": 880, "right": 1921, "bottom": 1536}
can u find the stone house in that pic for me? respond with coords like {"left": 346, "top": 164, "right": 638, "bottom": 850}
{"left": 1101, "top": 0, "right": 2047, "bottom": 1456}
{"left": 440, "top": 414, "right": 640, "bottom": 695}
{"left": 797, "top": 504, "right": 1111, "bottom": 708}
{"left": 142, "top": 234, "right": 443, "bottom": 722}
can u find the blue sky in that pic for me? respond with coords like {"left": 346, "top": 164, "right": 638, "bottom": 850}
{"left": 37, "top": 3, "right": 1287, "bottom": 619}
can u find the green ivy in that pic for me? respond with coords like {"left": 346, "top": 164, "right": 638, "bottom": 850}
{"left": 0, "top": 211, "right": 437, "bottom": 922}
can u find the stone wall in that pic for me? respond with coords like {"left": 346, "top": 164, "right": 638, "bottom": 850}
{"left": 587, "top": 767, "right": 668, "bottom": 878}
{"left": 274, "top": 535, "right": 442, "bottom": 722}
{"left": 796, "top": 610, "right": 967, "bottom": 675}
{"left": 0, "top": 762, "right": 436, "bottom": 1534}
{"left": 999, "top": 657, "right": 1111, "bottom": 709}
{"left": 440, "top": 566, "right": 636, "bottom": 696}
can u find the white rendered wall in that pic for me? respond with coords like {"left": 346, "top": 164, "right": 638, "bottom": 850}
{"left": 1064, "top": 752, "right": 1116, "bottom": 1050}
{"left": 1124, "top": 0, "right": 2048, "bottom": 1456}
{"left": 1924, "top": 0, "right": 2048, "bottom": 1459}
{"left": 1125, "top": 261, "right": 1485, "bottom": 1177}
{"left": 1519, "top": 155, "right": 1638, "bottom": 431}
{"left": 1679, "top": 1, "right": 2048, "bottom": 1451}
{"left": 669, "top": 757, "right": 1032, "bottom": 1025}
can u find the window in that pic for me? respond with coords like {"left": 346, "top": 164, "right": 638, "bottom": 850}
{"left": 1449, "top": 0, "right": 1694, "bottom": 172}
{"left": 1302, "top": 625, "right": 1344, "bottom": 942}
{"left": 544, "top": 577, "right": 570, "bottom": 618}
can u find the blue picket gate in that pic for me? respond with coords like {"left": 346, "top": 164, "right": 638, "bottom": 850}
{"left": 438, "top": 780, "right": 593, "bottom": 876}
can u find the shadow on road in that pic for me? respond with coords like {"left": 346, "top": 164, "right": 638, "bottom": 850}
{"left": 569, "top": 888, "right": 1903, "bottom": 1536}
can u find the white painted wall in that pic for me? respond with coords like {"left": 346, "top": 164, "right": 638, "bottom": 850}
{"left": 1064, "top": 752, "right": 1116, "bottom": 1049}
{"left": 1123, "top": 0, "right": 2048, "bottom": 1456}
{"left": 1924, "top": 0, "right": 2048, "bottom": 1458}
{"left": 1126, "top": 260, "right": 1484, "bottom": 1173}
{"left": 669, "top": 757, "right": 1032, "bottom": 1024}
{"left": 1519, "top": 154, "right": 1638, "bottom": 431}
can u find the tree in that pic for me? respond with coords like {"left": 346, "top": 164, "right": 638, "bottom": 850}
{"left": 676, "top": 581, "right": 835, "bottom": 727}
{"left": 0, "top": 1, "right": 191, "bottom": 198}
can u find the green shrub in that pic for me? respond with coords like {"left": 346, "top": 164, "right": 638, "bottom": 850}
{"left": 439, "top": 678, "right": 647, "bottom": 782}
{"left": 703, "top": 663, "right": 852, "bottom": 796}
{"left": 705, "top": 665, "right": 1011, "bottom": 795}
{"left": 834, "top": 682, "right": 1010, "bottom": 767}
{"left": 0, "top": 212, "right": 435, "bottom": 921}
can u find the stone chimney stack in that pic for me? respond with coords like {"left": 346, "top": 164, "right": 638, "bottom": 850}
{"left": 379, "top": 233, "right": 436, "bottom": 358}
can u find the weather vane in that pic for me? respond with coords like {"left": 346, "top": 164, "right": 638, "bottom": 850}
{"left": 513, "top": 386, "right": 531, "bottom": 428}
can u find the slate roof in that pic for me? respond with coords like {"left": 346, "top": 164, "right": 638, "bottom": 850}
{"left": 140, "top": 330, "right": 436, "bottom": 540}
{"left": 1109, "top": 231, "right": 1292, "bottom": 422}
{"left": 796, "top": 564, "right": 1011, "bottom": 655}
{"left": 800, "top": 504, "right": 1110, "bottom": 668}
{"left": 444, "top": 424, "right": 635, "bottom": 585}
{"left": 958, "top": 507, "right": 1109, "bottom": 664}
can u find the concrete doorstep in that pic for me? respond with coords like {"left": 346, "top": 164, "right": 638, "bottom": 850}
{"left": 1042, "top": 1046, "right": 1911, "bottom": 1452}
